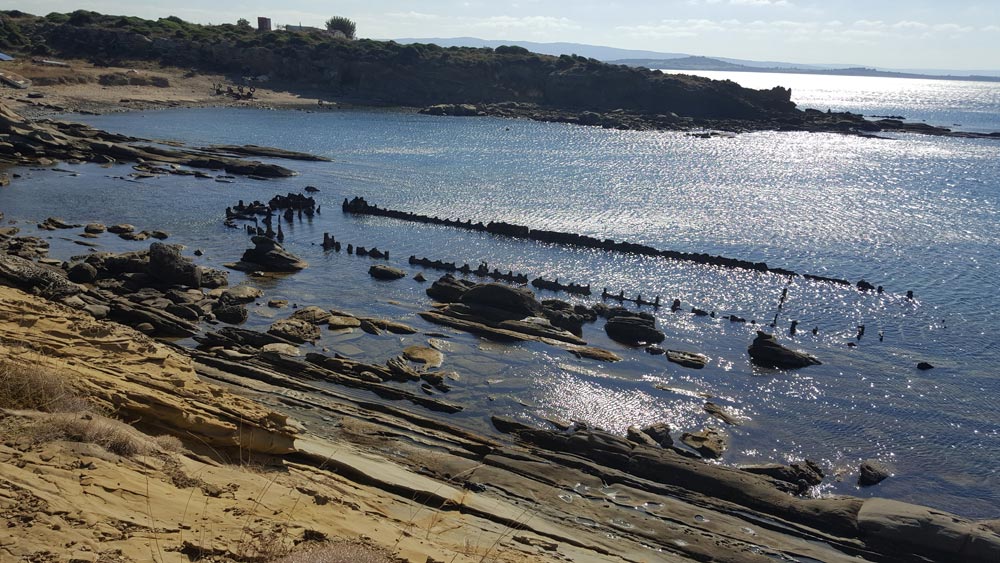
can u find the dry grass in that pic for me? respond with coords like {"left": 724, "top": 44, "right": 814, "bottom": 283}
{"left": 0, "top": 357, "right": 185, "bottom": 458}
{"left": 0, "top": 357, "right": 87, "bottom": 412}
{"left": 30, "top": 412, "right": 161, "bottom": 457}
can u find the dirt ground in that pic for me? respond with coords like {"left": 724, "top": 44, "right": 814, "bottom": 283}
{"left": 0, "top": 57, "right": 335, "bottom": 118}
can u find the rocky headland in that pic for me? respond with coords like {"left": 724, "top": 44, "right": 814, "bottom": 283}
{"left": 3, "top": 10, "right": 998, "bottom": 139}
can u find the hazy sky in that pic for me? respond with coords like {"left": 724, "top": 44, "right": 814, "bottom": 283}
{"left": 14, "top": 0, "right": 1000, "bottom": 69}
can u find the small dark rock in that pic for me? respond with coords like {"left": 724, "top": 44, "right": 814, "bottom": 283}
{"left": 917, "top": 362, "right": 934, "bottom": 370}
{"left": 368, "top": 264, "right": 406, "bottom": 280}
{"left": 858, "top": 460, "right": 891, "bottom": 486}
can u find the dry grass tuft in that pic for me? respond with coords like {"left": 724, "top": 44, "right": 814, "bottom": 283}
{"left": 153, "top": 434, "right": 185, "bottom": 453}
{"left": 272, "top": 540, "right": 398, "bottom": 563}
{"left": 0, "top": 358, "right": 87, "bottom": 412}
{"left": 31, "top": 412, "right": 160, "bottom": 457}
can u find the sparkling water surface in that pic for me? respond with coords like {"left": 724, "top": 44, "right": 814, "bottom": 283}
{"left": 2, "top": 72, "right": 998, "bottom": 517}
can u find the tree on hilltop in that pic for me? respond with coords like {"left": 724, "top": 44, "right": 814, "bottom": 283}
{"left": 325, "top": 16, "right": 356, "bottom": 39}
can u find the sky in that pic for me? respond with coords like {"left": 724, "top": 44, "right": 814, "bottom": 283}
{"left": 10, "top": 0, "right": 1000, "bottom": 70}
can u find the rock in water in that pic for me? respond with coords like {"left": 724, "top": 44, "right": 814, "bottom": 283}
{"left": 640, "top": 422, "right": 673, "bottom": 447}
{"left": 231, "top": 236, "right": 308, "bottom": 272}
{"left": 290, "top": 306, "right": 332, "bottom": 324}
{"left": 148, "top": 242, "right": 202, "bottom": 288}
{"left": 268, "top": 318, "right": 321, "bottom": 343}
{"left": 666, "top": 349, "right": 709, "bottom": 369}
{"left": 747, "top": 331, "right": 820, "bottom": 369}
{"left": 604, "top": 314, "right": 665, "bottom": 346}
{"left": 403, "top": 345, "right": 444, "bottom": 368}
{"left": 680, "top": 427, "right": 727, "bottom": 459}
{"left": 368, "top": 264, "right": 406, "bottom": 280}
{"left": 426, "top": 274, "right": 475, "bottom": 303}
{"left": 459, "top": 283, "right": 543, "bottom": 320}
{"left": 859, "top": 460, "right": 891, "bottom": 486}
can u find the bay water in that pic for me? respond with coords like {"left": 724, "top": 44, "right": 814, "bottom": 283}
{"left": 2, "top": 72, "right": 998, "bottom": 516}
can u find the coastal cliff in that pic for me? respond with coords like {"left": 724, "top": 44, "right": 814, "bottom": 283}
{"left": 1, "top": 10, "right": 794, "bottom": 120}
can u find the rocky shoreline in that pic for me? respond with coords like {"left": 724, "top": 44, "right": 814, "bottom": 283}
{"left": 2, "top": 98, "right": 999, "bottom": 561}
{"left": 1, "top": 236, "right": 999, "bottom": 561}
{"left": 420, "top": 102, "right": 1000, "bottom": 139}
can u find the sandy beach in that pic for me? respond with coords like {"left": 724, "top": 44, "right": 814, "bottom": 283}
{"left": 1, "top": 57, "right": 337, "bottom": 118}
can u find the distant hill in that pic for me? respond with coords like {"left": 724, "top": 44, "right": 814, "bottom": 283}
{"left": 613, "top": 57, "right": 1000, "bottom": 83}
{"left": 392, "top": 37, "right": 689, "bottom": 62}
{"left": 396, "top": 37, "right": 1000, "bottom": 81}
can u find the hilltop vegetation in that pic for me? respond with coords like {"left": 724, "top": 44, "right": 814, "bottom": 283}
{"left": 0, "top": 10, "right": 797, "bottom": 119}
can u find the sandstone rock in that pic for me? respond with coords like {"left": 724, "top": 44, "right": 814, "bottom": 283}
{"left": 640, "top": 422, "right": 673, "bottom": 448}
{"left": 667, "top": 349, "right": 709, "bottom": 369}
{"left": 219, "top": 285, "right": 262, "bottom": 305}
{"left": 703, "top": 402, "right": 740, "bottom": 425}
{"left": 291, "top": 306, "right": 332, "bottom": 324}
{"left": 368, "top": 264, "right": 406, "bottom": 280}
{"left": 268, "top": 318, "right": 321, "bottom": 343}
{"left": 681, "top": 428, "right": 727, "bottom": 459}
{"left": 359, "top": 319, "right": 381, "bottom": 335}
{"left": 38, "top": 217, "right": 81, "bottom": 230}
{"left": 858, "top": 498, "right": 1000, "bottom": 562}
{"left": 230, "top": 236, "right": 307, "bottom": 272}
{"left": 741, "top": 461, "right": 824, "bottom": 486}
{"left": 261, "top": 343, "right": 301, "bottom": 356}
{"left": 403, "top": 345, "right": 444, "bottom": 368}
{"left": 567, "top": 346, "right": 621, "bottom": 362}
{"left": 148, "top": 242, "right": 201, "bottom": 288}
{"left": 748, "top": 331, "right": 820, "bottom": 369}
{"left": 460, "top": 283, "right": 543, "bottom": 320}
{"left": 214, "top": 303, "right": 248, "bottom": 325}
{"left": 426, "top": 274, "right": 475, "bottom": 303}
{"left": 626, "top": 425, "right": 660, "bottom": 448}
{"left": 0, "top": 252, "right": 81, "bottom": 299}
{"left": 268, "top": 299, "right": 288, "bottom": 308}
{"left": 67, "top": 262, "right": 98, "bottom": 284}
{"left": 605, "top": 314, "right": 665, "bottom": 346}
{"left": 83, "top": 303, "right": 110, "bottom": 319}
{"left": 327, "top": 314, "right": 361, "bottom": 330}
{"left": 84, "top": 223, "right": 106, "bottom": 234}
{"left": 200, "top": 268, "right": 229, "bottom": 289}
{"left": 858, "top": 460, "right": 891, "bottom": 486}
{"left": 361, "top": 318, "right": 418, "bottom": 334}
{"left": 107, "top": 224, "right": 135, "bottom": 234}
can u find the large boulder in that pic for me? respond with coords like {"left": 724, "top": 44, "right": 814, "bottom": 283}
{"left": 231, "top": 236, "right": 307, "bottom": 272}
{"left": 604, "top": 314, "right": 665, "bottom": 346}
{"left": 748, "top": 331, "right": 821, "bottom": 369}
{"left": 148, "top": 242, "right": 202, "bottom": 288}
{"left": 426, "top": 274, "right": 475, "bottom": 303}
{"left": 459, "top": 283, "right": 542, "bottom": 320}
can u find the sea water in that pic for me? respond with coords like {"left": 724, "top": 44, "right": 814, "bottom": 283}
{"left": 2, "top": 72, "right": 998, "bottom": 517}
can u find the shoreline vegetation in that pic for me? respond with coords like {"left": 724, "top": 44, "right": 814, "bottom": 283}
{"left": 1, "top": 9, "right": 999, "bottom": 563}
